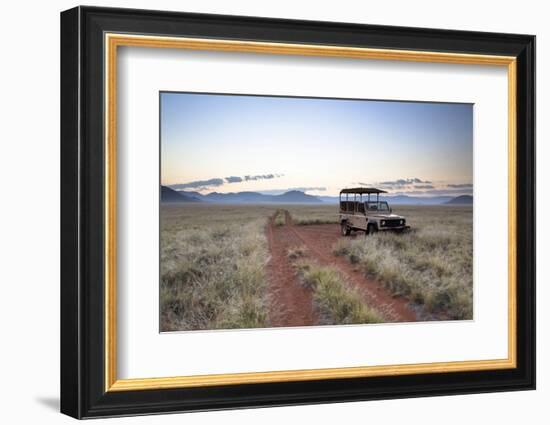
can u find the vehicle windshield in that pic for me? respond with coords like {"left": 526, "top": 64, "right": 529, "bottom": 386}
{"left": 365, "top": 201, "right": 390, "bottom": 212}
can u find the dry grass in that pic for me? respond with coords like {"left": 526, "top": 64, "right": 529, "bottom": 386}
{"left": 293, "top": 260, "right": 384, "bottom": 325}
{"left": 273, "top": 209, "right": 286, "bottom": 226}
{"left": 160, "top": 204, "right": 278, "bottom": 331}
{"left": 287, "top": 246, "right": 307, "bottom": 260}
{"left": 285, "top": 205, "right": 339, "bottom": 225}
{"left": 333, "top": 206, "right": 473, "bottom": 320}
{"left": 160, "top": 203, "right": 473, "bottom": 331}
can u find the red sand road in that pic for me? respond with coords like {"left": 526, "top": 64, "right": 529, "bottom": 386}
{"left": 265, "top": 211, "right": 417, "bottom": 326}
{"left": 265, "top": 213, "right": 318, "bottom": 327}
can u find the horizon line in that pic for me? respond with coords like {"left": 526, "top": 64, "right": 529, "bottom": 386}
{"left": 163, "top": 185, "right": 472, "bottom": 199}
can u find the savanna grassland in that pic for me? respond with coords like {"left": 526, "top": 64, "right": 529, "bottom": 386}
{"left": 333, "top": 206, "right": 473, "bottom": 320}
{"left": 285, "top": 205, "right": 340, "bottom": 225}
{"left": 160, "top": 204, "right": 278, "bottom": 331}
{"left": 160, "top": 203, "right": 473, "bottom": 332}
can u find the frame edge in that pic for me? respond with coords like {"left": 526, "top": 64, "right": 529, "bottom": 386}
{"left": 60, "top": 6, "right": 83, "bottom": 420}
{"left": 62, "top": 6, "right": 536, "bottom": 418}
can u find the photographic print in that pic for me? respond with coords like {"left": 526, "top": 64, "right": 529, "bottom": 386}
{"left": 160, "top": 92, "right": 474, "bottom": 332}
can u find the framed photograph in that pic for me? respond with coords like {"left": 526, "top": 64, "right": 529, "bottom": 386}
{"left": 60, "top": 6, "right": 535, "bottom": 419}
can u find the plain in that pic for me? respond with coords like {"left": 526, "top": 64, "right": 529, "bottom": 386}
{"left": 160, "top": 203, "right": 473, "bottom": 331}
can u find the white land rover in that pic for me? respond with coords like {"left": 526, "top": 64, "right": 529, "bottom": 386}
{"left": 339, "top": 188, "right": 409, "bottom": 236}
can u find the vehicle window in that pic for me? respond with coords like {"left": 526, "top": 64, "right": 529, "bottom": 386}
{"left": 365, "top": 202, "right": 389, "bottom": 211}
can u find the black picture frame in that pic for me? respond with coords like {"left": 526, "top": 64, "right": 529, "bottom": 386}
{"left": 61, "top": 5, "right": 535, "bottom": 419}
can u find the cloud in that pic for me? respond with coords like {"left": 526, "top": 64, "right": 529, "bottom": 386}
{"left": 447, "top": 183, "right": 473, "bottom": 188}
{"left": 289, "top": 186, "right": 326, "bottom": 192}
{"left": 354, "top": 179, "right": 471, "bottom": 196}
{"left": 170, "top": 173, "right": 283, "bottom": 191}
{"left": 357, "top": 178, "right": 434, "bottom": 191}
{"left": 244, "top": 174, "right": 279, "bottom": 181}
{"left": 379, "top": 178, "right": 432, "bottom": 186}
{"left": 395, "top": 188, "right": 473, "bottom": 196}
{"left": 170, "top": 178, "right": 225, "bottom": 190}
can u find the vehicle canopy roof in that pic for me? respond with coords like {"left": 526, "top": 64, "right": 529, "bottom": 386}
{"left": 339, "top": 188, "right": 387, "bottom": 195}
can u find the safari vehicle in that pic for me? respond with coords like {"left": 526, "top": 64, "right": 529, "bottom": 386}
{"left": 339, "top": 188, "right": 409, "bottom": 236}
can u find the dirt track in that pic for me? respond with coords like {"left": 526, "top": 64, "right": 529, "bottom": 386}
{"left": 265, "top": 210, "right": 417, "bottom": 326}
{"left": 266, "top": 212, "right": 318, "bottom": 327}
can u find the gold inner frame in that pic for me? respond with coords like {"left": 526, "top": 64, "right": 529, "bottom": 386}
{"left": 104, "top": 33, "right": 517, "bottom": 392}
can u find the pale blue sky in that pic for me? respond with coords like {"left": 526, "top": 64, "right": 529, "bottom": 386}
{"left": 161, "top": 92, "right": 473, "bottom": 197}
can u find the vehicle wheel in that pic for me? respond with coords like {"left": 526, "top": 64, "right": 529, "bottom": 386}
{"left": 341, "top": 222, "right": 351, "bottom": 236}
{"left": 366, "top": 223, "right": 377, "bottom": 235}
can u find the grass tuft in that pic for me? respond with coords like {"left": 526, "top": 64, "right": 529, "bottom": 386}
{"left": 273, "top": 209, "right": 286, "bottom": 226}
{"left": 295, "top": 261, "right": 384, "bottom": 325}
{"left": 287, "top": 246, "right": 307, "bottom": 260}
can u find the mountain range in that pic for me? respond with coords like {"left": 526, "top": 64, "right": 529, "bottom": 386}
{"left": 161, "top": 186, "right": 472, "bottom": 205}
{"left": 445, "top": 194, "right": 473, "bottom": 205}
{"left": 318, "top": 194, "right": 473, "bottom": 205}
{"left": 161, "top": 186, "right": 202, "bottom": 202}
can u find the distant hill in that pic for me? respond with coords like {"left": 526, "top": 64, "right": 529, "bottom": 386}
{"left": 177, "top": 190, "right": 204, "bottom": 200}
{"left": 167, "top": 189, "right": 323, "bottom": 204}
{"left": 318, "top": 195, "right": 453, "bottom": 205}
{"left": 202, "top": 190, "right": 322, "bottom": 204}
{"left": 385, "top": 195, "right": 454, "bottom": 205}
{"left": 161, "top": 186, "right": 201, "bottom": 203}
{"left": 204, "top": 191, "right": 270, "bottom": 203}
{"left": 272, "top": 190, "right": 320, "bottom": 203}
{"left": 446, "top": 195, "right": 473, "bottom": 205}
{"left": 164, "top": 187, "right": 471, "bottom": 205}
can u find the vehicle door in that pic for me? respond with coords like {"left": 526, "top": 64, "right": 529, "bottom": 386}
{"left": 351, "top": 201, "right": 367, "bottom": 230}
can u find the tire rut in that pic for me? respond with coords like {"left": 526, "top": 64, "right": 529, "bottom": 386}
{"left": 265, "top": 211, "right": 318, "bottom": 327}
{"left": 276, "top": 210, "right": 417, "bottom": 323}
{"left": 266, "top": 210, "right": 418, "bottom": 327}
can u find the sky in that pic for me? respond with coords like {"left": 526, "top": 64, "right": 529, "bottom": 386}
{"left": 160, "top": 92, "right": 473, "bottom": 197}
